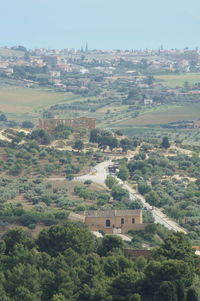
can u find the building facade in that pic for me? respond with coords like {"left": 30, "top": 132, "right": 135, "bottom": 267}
{"left": 85, "top": 210, "right": 144, "bottom": 234}
{"left": 39, "top": 117, "right": 96, "bottom": 131}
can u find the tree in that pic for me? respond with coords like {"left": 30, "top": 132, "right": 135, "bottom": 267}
{"left": 111, "top": 185, "right": 129, "bottom": 201}
{"left": 176, "top": 282, "right": 185, "bottom": 301}
{"left": 144, "top": 75, "right": 154, "bottom": 85}
{"left": 51, "top": 294, "right": 68, "bottom": 301}
{"left": 54, "top": 124, "right": 72, "bottom": 139}
{"left": 3, "top": 228, "right": 34, "bottom": 254}
{"left": 105, "top": 175, "right": 118, "bottom": 189}
{"left": 36, "top": 223, "right": 97, "bottom": 256}
{"left": 162, "top": 137, "right": 170, "bottom": 149}
{"left": 99, "top": 136, "right": 118, "bottom": 151}
{"left": 19, "top": 213, "right": 39, "bottom": 227}
{"left": 30, "top": 129, "right": 52, "bottom": 145}
{"left": 144, "top": 259, "right": 193, "bottom": 300}
{"left": 9, "top": 163, "right": 22, "bottom": 176}
{"left": 117, "top": 166, "right": 129, "bottom": 182}
{"left": 89, "top": 128, "right": 101, "bottom": 143}
{"left": 154, "top": 281, "right": 177, "bottom": 301}
{"left": 186, "top": 288, "right": 199, "bottom": 301}
{"left": 21, "top": 121, "right": 34, "bottom": 129}
{"left": 154, "top": 232, "right": 197, "bottom": 267}
{"left": 43, "top": 111, "right": 54, "bottom": 118}
{"left": 100, "top": 235, "right": 123, "bottom": 256}
{"left": 127, "top": 88, "right": 141, "bottom": 100}
{"left": 120, "top": 138, "right": 131, "bottom": 153}
{"left": 115, "top": 130, "right": 123, "bottom": 136}
{"left": 5, "top": 264, "right": 41, "bottom": 300}
{"left": 0, "top": 113, "right": 7, "bottom": 122}
{"left": 138, "top": 183, "right": 151, "bottom": 195}
{"left": 73, "top": 140, "right": 84, "bottom": 152}
{"left": 84, "top": 180, "right": 92, "bottom": 185}
{"left": 144, "top": 190, "right": 160, "bottom": 208}
{"left": 110, "top": 269, "right": 142, "bottom": 301}
{"left": 109, "top": 137, "right": 119, "bottom": 151}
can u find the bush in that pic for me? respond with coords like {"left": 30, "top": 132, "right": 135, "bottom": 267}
{"left": 28, "top": 223, "right": 36, "bottom": 229}
{"left": 84, "top": 180, "right": 92, "bottom": 185}
{"left": 21, "top": 121, "right": 34, "bottom": 128}
{"left": 19, "top": 213, "right": 39, "bottom": 226}
{"left": 66, "top": 174, "right": 74, "bottom": 181}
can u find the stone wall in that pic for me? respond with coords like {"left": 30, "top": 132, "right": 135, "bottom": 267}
{"left": 124, "top": 248, "right": 153, "bottom": 259}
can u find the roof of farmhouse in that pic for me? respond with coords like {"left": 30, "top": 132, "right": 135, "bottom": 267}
{"left": 85, "top": 210, "right": 141, "bottom": 218}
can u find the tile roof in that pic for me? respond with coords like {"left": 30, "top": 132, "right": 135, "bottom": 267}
{"left": 85, "top": 210, "right": 141, "bottom": 218}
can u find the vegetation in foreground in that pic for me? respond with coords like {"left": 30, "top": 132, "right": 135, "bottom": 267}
{"left": 0, "top": 223, "right": 199, "bottom": 301}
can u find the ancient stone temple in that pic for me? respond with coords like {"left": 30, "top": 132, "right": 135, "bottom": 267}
{"left": 39, "top": 117, "right": 96, "bottom": 131}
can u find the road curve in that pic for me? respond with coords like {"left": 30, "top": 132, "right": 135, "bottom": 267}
{"left": 75, "top": 154, "right": 187, "bottom": 234}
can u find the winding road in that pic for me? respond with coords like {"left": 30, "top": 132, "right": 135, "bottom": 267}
{"left": 76, "top": 151, "right": 187, "bottom": 234}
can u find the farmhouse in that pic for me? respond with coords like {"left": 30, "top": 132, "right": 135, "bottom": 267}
{"left": 85, "top": 209, "right": 144, "bottom": 234}
{"left": 39, "top": 117, "right": 96, "bottom": 131}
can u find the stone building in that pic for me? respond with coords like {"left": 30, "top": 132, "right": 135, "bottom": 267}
{"left": 85, "top": 210, "right": 144, "bottom": 234}
{"left": 38, "top": 117, "right": 96, "bottom": 131}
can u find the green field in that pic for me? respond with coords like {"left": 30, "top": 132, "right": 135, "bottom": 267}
{"left": 155, "top": 73, "right": 200, "bottom": 87}
{"left": 115, "top": 103, "right": 200, "bottom": 126}
{"left": 0, "top": 86, "right": 79, "bottom": 121}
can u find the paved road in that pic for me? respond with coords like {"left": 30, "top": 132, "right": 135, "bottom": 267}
{"left": 76, "top": 148, "right": 140, "bottom": 185}
{"left": 75, "top": 151, "right": 187, "bottom": 234}
{"left": 123, "top": 183, "right": 187, "bottom": 233}
{"left": 76, "top": 159, "right": 113, "bottom": 185}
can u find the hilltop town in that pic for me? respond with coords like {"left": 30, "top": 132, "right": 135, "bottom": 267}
{"left": 1, "top": 46, "right": 200, "bottom": 96}
{"left": 1, "top": 46, "right": 200, "bottom": 137}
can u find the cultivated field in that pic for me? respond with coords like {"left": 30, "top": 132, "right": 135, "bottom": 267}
{"left": 155, "top": 73, "right": 200, "bottom": 87}
{"left": 112, "top": 126, "right": 200, "bottom": 145}
{"left": 0, "top": 86, "right": 79, "bottom": 121}
{"left": 116, "top": 103, "right": 200, "bottom": 126}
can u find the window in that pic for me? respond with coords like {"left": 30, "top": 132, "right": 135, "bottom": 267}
{"left": 132, "top": 218, "right": 135, "bottom": 224}
{"left": 106, "top": 219, "right": 111, "bottom": 227}
{"left": 121, "top": 218, "right": 124, "bottom": 224}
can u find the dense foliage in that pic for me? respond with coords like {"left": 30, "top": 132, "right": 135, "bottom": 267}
{"left": 0, "top": 224, "right": 199, "bottom": 301}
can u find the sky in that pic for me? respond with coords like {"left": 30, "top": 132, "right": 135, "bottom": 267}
{"left": 1, "top": 0, "right": 200, "bottom": 50}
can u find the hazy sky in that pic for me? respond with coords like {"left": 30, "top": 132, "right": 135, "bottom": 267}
{"left": 1, "top": 0, "right": 200, "bottom": 50}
